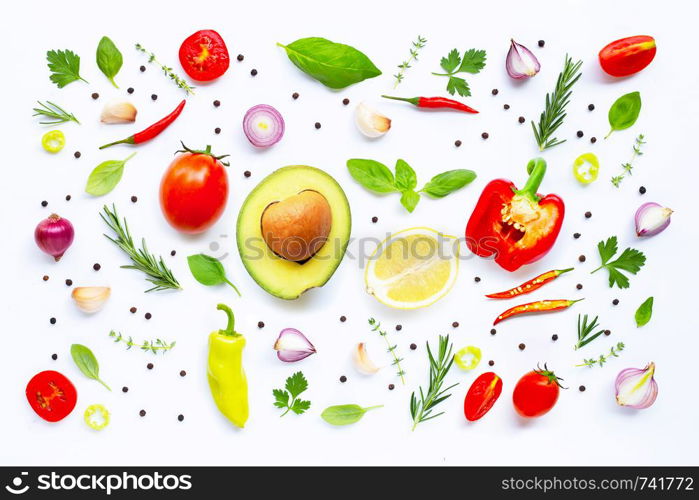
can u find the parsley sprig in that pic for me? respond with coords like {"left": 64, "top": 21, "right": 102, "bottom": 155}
{"left": 46, "top": 49, "right": 88, "bottom": 88}
{"left": 393, "top": 35, "right": 427, "bottom": 88}
{"left": 432, "top": 48, "right": 486, "bottom": 97}
{"left": 574, "top": 314, "right": 606, "bottom": 350}
{"left": 591, "top": 236, "right": 646, "bottom": 289}
{"left": 576, "top": 342, "right": 625, "bottom": 368}
{"left": 273, "top": 372, "right": 311, "bottom": 417}
{"left": 532, "top": 55, "right": 583, "bottom": 151}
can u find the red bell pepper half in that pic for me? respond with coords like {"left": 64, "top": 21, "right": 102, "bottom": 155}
{"left": 465, "top": 158, "right": 564, "bottom": 272}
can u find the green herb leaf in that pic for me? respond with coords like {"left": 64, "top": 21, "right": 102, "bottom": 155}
{"left": 96, "top": 36, "right": 123, "bottom": 88}
{"left": 440, "top": 49, "right": 461, "bottom": 73}
{"left": 597, "top": 236, "right": 619, "bottom": 265}
{"left": 346, "top": 159, "right": 397, "bottom": 193}
{"left": 607, "top": 91, "right": 642, "bottom": 138}
{"left": 70, "top": 344, "right": 110, "bottom": 391}
{"left": 635, "top": 297, "right": 654, "bottom": 327}
{"left": 277, "top": 37, "right": 381, "bottom": 89}
{"left": 47, "top": 49, "right": 88, "bottom": 88}
{"left": 458, "top": 49, "right": 487, "bottom": 73}
{"left": 85, "top": 153, "right": 136, "bottom": 196}
{"left": 320, "top": 404, "right": 382, "bottom": 426}
{"left": 421, "top": 169, "right": 477, "bottom": 198}
{"left": 187, "top": 254, "right": 240, "bottom": 296}
{"left": 400, "top": 190, "right": 420, "bottom": 213}
{"left": 446, "top": 76, "right": 470, "bottom": 97}
{"left": 273, "top": 372, "right": 311, "bottom": 417}
{"left": 592, "top": 236, "right": 646, "bottom": 289}
{"left": 394, "top": 159, "right": 417, "bottom": 191}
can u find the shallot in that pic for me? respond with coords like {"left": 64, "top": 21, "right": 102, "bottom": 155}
{"left": 635, "top": 202, "right": 672, "bottom": 237}
{"left": 273, "top": 328, "right": 316, "bottom": 362}
{"left": 506, "top": 39, "right": 541, "bottom": 79}
{"left": 615, "top": 362, "right": 658, "bottom": 409}
{"left": 34, "top": 213, "right": 74, "bottom": 261}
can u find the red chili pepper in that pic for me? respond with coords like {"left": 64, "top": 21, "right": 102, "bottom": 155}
{"left": 466, "top": 158, "right": 565, "bottom": 272}
{"left": 99, "top": 100, "right": 186, "bottom": 149}
{"left": 381, "top": 95, "right": 478, "bottom": 113}
{"left": 493, "top": 299, "right": 582, "bottom": 325}
{"left": 486, "top": 268, "right": 574, "bottom": 299}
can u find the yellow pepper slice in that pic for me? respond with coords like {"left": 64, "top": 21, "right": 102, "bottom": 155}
{"left": 84, "top": 404, "right": 110, "bottom": 430}
{"left": 454, "top": 346, "right": 482, "bottom": 371}
{"left": 573, "top": 153, "right": 600, "bottom": 184}
{"left": 42, "top": 130, "right": 66, "bottom": 153}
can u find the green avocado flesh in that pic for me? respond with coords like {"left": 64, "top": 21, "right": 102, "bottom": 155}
{"left": 236, "top": 166, "right": 352, "bottom": 299}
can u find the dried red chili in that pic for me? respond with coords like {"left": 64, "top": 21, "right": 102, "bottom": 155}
{"left": 493, "top": 299, "right": 583, "bottom": 325}
{"left": 486, "top": 268, "right": 574, "bottom": 299}
{"left": 99, "top": 100, "right": 186, "bottom": 149}
{"left": 381, "top": 95, "right": 478, "bottom": 113}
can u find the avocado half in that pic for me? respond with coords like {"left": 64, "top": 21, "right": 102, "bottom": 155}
{"left": 236, "top": 166, "right": 351, "bottom": 299}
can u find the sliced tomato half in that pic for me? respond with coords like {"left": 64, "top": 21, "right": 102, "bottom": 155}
{"left": 26, "top": 370, "right": 77, "bottom": 422}
{"left": 178, "top": 29, "right": 230, "bottom": 81}
{"left": 464, "top": 372, "right": 502, "bottom": 421}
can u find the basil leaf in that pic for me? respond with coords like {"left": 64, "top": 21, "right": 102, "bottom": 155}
{"left": 187, "top": 254, "right": 241, "bottom": 296}
{"left": 635, "top": 296, "right": 654, "bottom": 327}
{"left": 96, "top": 36, "right": 123, "bottom": 88}
{"left": 394, "top": 159, "right": 417, "bottom": 191}
{"left": 421, "top": 169, "right": 477, "bottom": 198}
{"left": 85, "top": 153, "right": 136, "bottom": 196}
{"left": 347, "top": 159, "right": 397, "bottom": 193}
{"left": 400, "top": 190, "right": 421, "bottom": 213}
{"left": 320, "top": 404, "right": 382, "bottom": 426}
{"left": 607, "top": 91, "right": 641, "bottom": 137}
{"left": 277, "top": 37, "right": 381, "bottom": 89}
{"left": 70, "top": 344, "right": 111, "bottom": 391}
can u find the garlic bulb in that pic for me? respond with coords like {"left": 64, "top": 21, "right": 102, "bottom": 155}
{"left": 353, "top": 343, "right": 381, "bottom": 374}
{"left": 355, "top": 102, "right": 391, "bottom": 138}
{"left": 101, "top": 100, "right": 137, "bottom": 123}
{"left": 71, "top": 287, "right": 111, "bottom": 313}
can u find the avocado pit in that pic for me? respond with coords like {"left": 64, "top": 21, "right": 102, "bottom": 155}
{"left": 261, "top": 190, "right": 332, "bottom": 262}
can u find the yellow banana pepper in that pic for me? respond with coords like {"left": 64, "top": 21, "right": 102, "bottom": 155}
{"left": 207, "top": 304, "right": 248, "bottom": 428}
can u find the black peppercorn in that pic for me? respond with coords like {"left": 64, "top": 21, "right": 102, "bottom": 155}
{"left": 180, "top": 370, "right": 187, "bottom": 377}
{"left": 410, "top": 343, "right": 417, "bottom": 350}
{"left": 214, "top": 127, "right": 221, "bottom": 134}
{"left": 455, "top": 140, "right": 462, "bottom": 147}
{"left": 244, "top": 171, "right": 251, "bottom": 178}
{"left": 65, "top": 194, "right": 72, "bottom": 201}
{"left": 340, "top": 315, "right": 347, "bottom": 322}
{"left": 151, "top": 94, "right": 158, "bottom": 101}
{"left": 504, "top": 104, "right": 510, "bottom": 110}
{"left": 50, "top": 317, "right": 56, "bottom": 325}
{"left": 604, "top": 330, "right": 611, "bottom": 336}
{"left": 130, "top": 307, "right": 137, "bottom": 314}
{"left": 576, "top": 283, "right": 583, "bottom": 290}
{"left": 127, "top": 87, "right": 134, "bottom": 94}
{"left": 577, "top": 130, "right": 584, "bottom": 138}
{"left": 491, "top": 88, "right": 499, "bottom": 95}
{"left": 584, "top": 211, "right": 592, "bottom": 219}
{"left": 395, "top": 324, "right": 402, "bottom": 331}
{"left": 292, "top": 92, "right": 299, "bottom": 100}
{"left": 51, "top": 353, "right": 58, "bottom": 360}
{"left": 579, "top": 255, "right": 586, "bottom": 262}
{"left": 579, "top": 385, "right": 586, "bottom": 392}
{"left": 147, "top": 363, "right": 154, "bottom": 370}
{"left": 93, "top": 263, "right": 101, "bottom": 271}
{"left": 91, "top": 92, "right": 99, "bottom": 100}
{"left": 42, "top": 275, "right": 49, "bottom": 281}
{"left": 65, "top": 279, "right": 72, "bottom": 286}
{"left": 237, "top": 54, "right": 244, "bottom": 62}
{"left": 74, "top": 151, "right": 81, "bottom": 159}
{"left": 518, "top": 343, "right": 526, "bottom": 350}
{"left": 474, "top": 276, "right": 481, "bottom": 283}
{"left": 258, "top": 321, "right": 265, "bottom": 328}
{"left": 145, "top": 312, "right": 152, "bottom": 320}
{"left": 371, "top": 216, "right": 378, "bottom": 223}
{"left": 213, "top": 100, "right": 221, "bottom": 107}
{"left": 613, "top": 299, "right": 619, "bottom": 305}
{"left": 339, "top": 376, "right": 347, "bottom": 383}
{"left": 41, "top": 200, "right": 48, "bottom": 207}
{"left": 490, "top": 328, "right": 497, "bottom": 335}
{"left": 140, "top": 65, "right": 146, "bottom": 72}
{"left": 538, "top": 40, "right": 545, "bottom": 47}
{"left": 552, "top": 334, "right": 558, "bottom": 341}
{"left": 388, "top": 384, "right": 395, "bottom": 390}
{"left": 488, "top": 360, "right": 495, "bottom": 366}
{"left": 122, "top": 386, "right": 129, "bottom": 393}
{"left": 574, "top": 232, "right": 581, "bottom": 239}
{"left": 314, "top": 122, "right": 321, "bottom": 129}
{"left": 342, "top": 98, "right": 350, "bottom": 105}
{"left": 178, "top": 414, "right": 184, "bottom": 422}
{"left": 591, "top": 137, "right": 597, "bottom": 144}
{"left": 250, "top": 69, "right": 258, "bottom": 76}
{"left": 588, "top": 104, "right": 595, "bottom": 111}
{"left": 639, "top": 186, "right": 646, "bottom": 194}
{"left": 518, "top": 116, "right": 525, "bottom": 124}
{"left": 139, "top": 410, "right": 146, "bottom": 417}
{"left": 170, "top": 250, "right": 176, "bottom": 256}
{"left": 452, "top": 321, "right": 459, "bottom": 328}
{"left": 481, "top": 132, "right": 489, "bottom": 139}
{"left": 131, "top": 195, "right": 138, "bottom": 203}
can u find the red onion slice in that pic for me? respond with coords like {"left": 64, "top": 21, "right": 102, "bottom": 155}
{"left": 615, "top": 362, "right": 658, "bottom": 409}
{"left": 242, "top": 104, "right": 285, "bottom": 147}
{"left": 635, "top": 202, "right": 672, "bottom": 237}
{"left": 274, "top": 328, "right": 316, "bottom": 362}
{"left": 506, "top": 39, "right": 541, "bottom": 79}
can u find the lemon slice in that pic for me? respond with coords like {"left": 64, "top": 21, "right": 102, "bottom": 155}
{"left": 365, "top": 227, "right": 459, "bottom": 309}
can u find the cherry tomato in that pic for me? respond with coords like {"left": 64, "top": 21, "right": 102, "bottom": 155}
{"left": 512, "top": 365, "right": 563, "bottom": 418}
{"left": 178, "top": 29, "right": 230, "bottom": 82}
{"left": 159, "top": 145, "right": 229, "bottom": 234}
{"left": 599, "top": 36, "right": 656, "bottom": 77}
{"left": 573, "top": 153, "right": 599, "bottom": 184}
{"left": 464, "top": 372, "right": 502, "bottom": 421}
{"left": 26, "top": 370, "right": 77, "bottom": 422}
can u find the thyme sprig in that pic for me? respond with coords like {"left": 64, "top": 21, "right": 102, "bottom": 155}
{"left": 109, "top": 331, "right": 176, "bottom": 354}
{"left": 100, "top": 204, "right": 181, "bottom": 292}
{"left": 368, "top": 318, "right": 406, "bottom": 384}
{"left": 410, "top": 335, "right": 458, "bottom": 431}
{"left": 135, "top": 43, "right": 195, "bottom": 95}
{"left": 577, "top": 342, "right": 625, "bottom": 368}
{"left": 611, "top": 134, "right": 646, "bottom": 187}
{"left": 574, "top": 314, "right": 606, "bottom": 350}
{"left": 532, "top": 54, "right": 583, "bottom": 151}
{"left": 393, "top": 35, "right": 427, "bottom": 88}
{"left": 33, "top": 101, "right": 80, "bottom": 125}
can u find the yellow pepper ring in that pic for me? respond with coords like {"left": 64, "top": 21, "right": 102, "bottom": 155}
{"left": 454, "top": 345, "right": 482, "bottom": 371}
{"left": 41, "top": 130, "right": 66, "bottom": 154}
{"left": 573, "top": 153, "right": 600, "bottom": 184}
{"left": 84, "top": 404, "right": 110, "bottom": 431}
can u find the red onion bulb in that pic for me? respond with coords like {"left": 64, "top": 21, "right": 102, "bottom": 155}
{"left": 242, "top": 104, "right": 285, "bottom": 148}
{"left": 35, "top": 213, "right": 74, "bottom": 261}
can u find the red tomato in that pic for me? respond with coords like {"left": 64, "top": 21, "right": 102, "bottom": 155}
{"left": 179, "top": 30, "right": 230, "bottom": 82}
{"left": 160, "top": 146, "right": 229, "bottom": 234}
{"left": 512, "top": 365, "right": 563, "bottom": 418}
{"left": 464, "top": 372, "right": 502, "bottom": 421}
{"left": 599, "top": 36, "right": 656, "bottom": 77}
{"left": 26, "top": 370, "right": 77, "bottom": 422}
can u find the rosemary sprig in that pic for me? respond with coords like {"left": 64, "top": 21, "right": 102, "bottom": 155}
{"left": 393, "top": 35, "right": 427, "bottom": 88}
{"left": 576, "top": 342, "right": 625, "bottom": 368}
{"left": 410, "top": 335, "right": 458, "bottom": 431}
{"left": 574, "top": 314, "right": 606, "bottom": 350}
{"left": 368, "top": 318, "right": 406, "bottom": 384}
{"left": 532, "top": 54, "right": 583, "bottom": 151}
{"left": 135, "top": 43, "right": 195, "bottom": 95}
{"left": 611, "top": 134, "right": 646, "bottom": 187}
{"left": 100, "top": 204, "right": 181, "bottom": 292}
{"left": 33, "top": 101, "right": 80, "bottom": 125}
{"left": 109, "top": 330, "right": 176, "bottom": 354}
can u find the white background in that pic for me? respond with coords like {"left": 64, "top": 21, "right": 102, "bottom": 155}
{"left": 1, "top": 0, "right": 697, "bottom": 466}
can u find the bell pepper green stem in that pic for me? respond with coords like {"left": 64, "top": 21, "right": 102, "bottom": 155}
{"left": 216, "top": 304, "right": 239, "bottom": 337}
{"left": 516, "top": 158, "right": 547, "bottom": 200}
{"left": 381, "top": 95, "right": 419, "bottom": 106}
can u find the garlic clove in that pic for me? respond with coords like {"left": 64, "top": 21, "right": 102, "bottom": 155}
{"left": 506, "top": 39, "right": 541, "bottom": 79}
{"left": 101, "top": 99, "right": 137, "bottom": 124}
{"left": 355, "top": 102, "right": 391, "bottom": 138}
{"left": 353, "top": 342, "right": 381, "bottom": 374}
{"left": 71, "top": 287, "right": 111, "bottom": 314}
{"left": 635, "top": 202, "right": 673, "bottom": 237}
